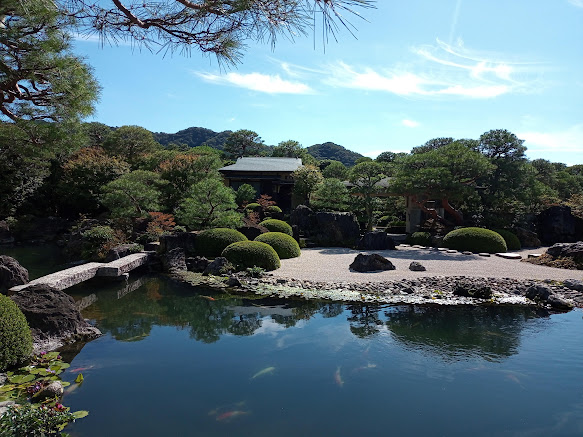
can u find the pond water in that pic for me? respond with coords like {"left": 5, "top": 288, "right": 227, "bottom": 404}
{"left": 58, "top": 275, "right": 582, "bottom": 437}
{"left": 2, "top": 246, "right": 582, "bottom": 436}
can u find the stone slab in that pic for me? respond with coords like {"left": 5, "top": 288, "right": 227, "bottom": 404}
{"left": 495, "top": 253, "right": 522, "bottom": 260}
{"left": 9, "top": 262, "right": 103, "bottom": 292}
{"left": 528, "top": 253, "right": 543, "bottom": 258}
{"left": 97, "top": 252, "right": 152, "bottom": 277}
{"left": 478, "top": 253, "right": 491, "bottom": 257}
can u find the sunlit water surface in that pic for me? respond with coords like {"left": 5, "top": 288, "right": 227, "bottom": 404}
{"left": 2, "top": 246, "right": 582, "bottom": 436}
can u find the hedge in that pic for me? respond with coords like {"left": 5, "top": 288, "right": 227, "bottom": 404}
{"left": 0, "top": 295, "right": 32, "bottom": 371}
{"left": 255, "top": 232, "right": 301, "bottom": 259}
{"left": 443, "top": 227, "right": 507, "bottom": 254}
{"left": 221, "top": 241, "right": 280, "bottom": 271}
{"left": 195, "top": 228, "right": 248, "bottom": 258}
{"left": 493, "top": 229, "right": 522, "bottom": 251}
{"left": 258, "top": 219, "right": 293, "bottom": 236}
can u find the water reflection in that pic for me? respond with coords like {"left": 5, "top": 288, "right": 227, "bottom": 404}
{"left": 68, "top": 275, "right": 551, "bottom": 362}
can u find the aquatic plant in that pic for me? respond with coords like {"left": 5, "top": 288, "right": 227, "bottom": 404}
{"left": 0, "top": 294, "right": 32, "bottom": 372}
{"left": 258, "top": 219, "right": 293, "bottom": 236}
{"left": 443, "top": 227, "right": 507, "bottom": 254}
{"left": 245, "top": 266, "right": 265, "bottom": 278}
{"left": 222, "top": 241, "right": 280, "bottom": 271}
{"left": 254, "top": 232, "right": 301, "bottom": 259}
{"left": 195, "top": 228, "right": 248, "bottom": 258}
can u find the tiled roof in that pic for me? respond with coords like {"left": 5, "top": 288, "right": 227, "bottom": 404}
{"left": 219, "top": 157, "right": 303, "bottom": 172}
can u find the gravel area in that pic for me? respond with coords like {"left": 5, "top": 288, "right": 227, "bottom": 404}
{"left": 270, "top": 245, "right": 583, "bottom": 283}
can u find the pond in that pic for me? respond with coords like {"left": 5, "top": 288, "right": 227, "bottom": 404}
{"left": 3, "top": 246, "right": 583, "bottom": 436}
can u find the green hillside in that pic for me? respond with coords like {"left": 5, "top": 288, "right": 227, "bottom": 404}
{"left": 153, "top": 127, "right": 232, "bottom": 150}
{"left": 307, "top": 142, "right": 363, "bottom": 166}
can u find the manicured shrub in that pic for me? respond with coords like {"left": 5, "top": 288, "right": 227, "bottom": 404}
{"left": 245, "top": 203, "right": 261, "bottom": 212}
{"left": 81, "top": 225, "right": 124, "bottom": 260}
{"left": 196, "top": 228, "right": 248, "bottom": 258}
{"left": 222, "top": 241, "right": 280, "bottom": 271}
{"left": 406, "top": 231, "right": 432, "bottom": 246}
{"left": 0, "top": 294, "right": 32, "bottom": 371}
{"left": 258, "top": 219, "right": 293, "bottom": 236}
{"left": 265, "top": 205, "right": 282, "bottom": 214}
{"left": 255, "top": 232, "right": 301, "bottom": 259}
{"left": 493, "top": 229, "right": 521, "bottom": 251}
{"left": 443, "top": 227, "right": 507, "bottom": 254}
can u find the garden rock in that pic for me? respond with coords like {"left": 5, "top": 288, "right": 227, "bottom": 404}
{"left": 161, "top": 247, "right": 187, "bottom": 272}
{"left": 159, "top": 232, "right": 197, "bottom": 255}
{"left": 35, "top": 381, "right": 64, "bottom": 401}
{"left": 356, "top": 230, "right": 397, "bottom": 250}
{"left": 291, "top": 206, "right": 360, "bottom": 247}
{"left": 226, "top": 276, "right": 242, "bottom": 287}
{"left": 203, "top": 257, "right": 233, "bottom": 276}
{"left": 563, "top": 279, "right": 583, "bottom": 292}
{"left": 104, "top": 244, "right": 142, "bottom": 262}
{"left": 546, "top": 242, "right": 583, "bottom": 262}
{"left": 186, "top": 256, "right": 209, "bottom": 273}
{"left": 349, "top": 253, "right": 396, "bottom": 272}
{"left": 10, "top": 284, "right": 101, "bottom": 349}
{"left": 537, "top": 206, "right": 583, "bottom": 244}
{"left": 236, "top": 224, "right": 268, "bottom": 241}
{"left": 453, "top": 281, "right": 492, "bottom": 299}
{"left": 290, "top": 205, "right": 316, "bottom": 231}
{"left": 409, "top": 261, "right": 426, "bottom": 272}
{"left": 525, "top": 284, "right": 551, "bottom": 301}
{"left": 0, "top": 255, "right": 29, "bottom": 293}
{"left": 514, "top": 227, "right": 541, "bottom": 248}
{"left": 546, "top": 295, "right": 574, "bottom": 310}
{"left": 0, "top": 400, "right": 16, "bottom": 417}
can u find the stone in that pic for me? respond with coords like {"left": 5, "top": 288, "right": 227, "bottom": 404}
{"left": 514, "top": 227, "right": 541, "bottom": 248}
{"left": 495, "top": 253, "right": 522, "bottom": 260}
{"left": 546, "top": 295, "right": 574, "bottom": 311}
{"left": 226, "top": 276, "right": 242, "bottom": 287}
{"left": 159, "top": 232, "right": 197, "bottom": 255}
{"left": 356, "top": 230, "right": 397, "bottom": 250}
{"left": 10, "top": 284, "right": 101, "bottom": 347}
{"left": 237, "top": 224, "right": 269, "bottom": 241}
{"left": 409, "top": 261, "right": 426, "bottom": 272}
{"left": 525, "top": 285, "right": 551, "bottom": 301}
{"left": 186, "top": 256, "right": 209, "bottom": 273}
{"left": 291, "top": 206, "right": 360, "bottom": 247}
{"left": 144, "top": 241, "right": 160, "bottom": 252}
{"left": 462, "top": 251, "right": 473, "bottom": 255}
{"left": 0, "top": 255, "right": 29, "bottom": 293}
{"left": 546, "top": 242, "right": 583, "bottom": 262}
{"left": 203, "top": 257, "right": 233, "bottom": 276}
{"left": 537, "top": 205, "right": 583, "bottom": 245}
{"left": 35, "top": 381, "right": 64, "bottom": 401}
{"left": 446, "top": 250, "right": 457, "bottom": 253}
{"left": 0, "top": 221, "right": 14, "bottom": 245}
{"left": 161, "top": 247, "right": 187, "bottom": 272}
{"left": 349, "top": 253, "right": 396, "bottom": 272}
{"left": 104, "top": 244, "right": 142, "bottom": 262}
{"left": 453, "top": 281, "right": 492, "bottom": 299}
{"left": 528, "top": 253, "right": 542, "bottom": 258}
{"left": 478, "top": 253, "right": 491, "bottom": 257}
{"left": 290, "top": 205, "right": 317, "bottom": 232}
{"left": 563, "top": 279, "right": 583, "bottom": 292}
{"left": 0, "top": 400, "right": 16, "bottom": 417}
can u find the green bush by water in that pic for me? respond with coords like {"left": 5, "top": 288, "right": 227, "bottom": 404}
{"left": 222, "top": 241, "right": 280, "bottom": 271}
{"left": 255, "top": 232, "right": 301, "bottom": 259}
{"left": 196, "top": 228, "right": 248, "bottom": 258}
{"left": 443, "top": 227, "right": 507, "bottom": 253}
{"left": 258, "top": 219, "right": 293, "bottom": 236}
{"left": 0, "top": 295, "right": 32, "bottom": 371}
{"left": 493, "top": 229, "right": 521, "bottom": 251}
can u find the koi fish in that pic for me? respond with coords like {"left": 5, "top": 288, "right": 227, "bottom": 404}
{"left": 353, "top": 363, "right": 377, "bottom": 373}
{"left": 334, "top": 366, "right": 344, "bottom": 387}
{"left": 200, "top": 295, "right": 215, "bottom": 301}
{"left": 216, "top": 410, "right": 249, "bottom": 422}
{"left": 251, "top": 366, "right": 275, "bottom": 379}
{"left": 208, "top": 401, "right": 246, "bottom": 417}
{"left": 69, "top": 365, "right": 94, "bottom": 373}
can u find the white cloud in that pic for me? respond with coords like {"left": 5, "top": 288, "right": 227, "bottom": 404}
{"left": 324, "top": 39, "right": 535, "bottom": 99}
{"left": 568, "top": 0, "right": 583, "bottom": 8}
{"left": 196, "top": 72, "right": 313, "bottom": 94}
{"left": 519, "top": 124, "right": 583, "bottom": 164}
{"left": 402, "top": 119, "right": 420, "bottom": 128}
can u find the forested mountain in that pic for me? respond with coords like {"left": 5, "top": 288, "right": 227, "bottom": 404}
{"left": 307, "top": 142, "right": 364, "bottom": 166}
{"left": 153, "top": 127, "right": 232, "bottom": 150}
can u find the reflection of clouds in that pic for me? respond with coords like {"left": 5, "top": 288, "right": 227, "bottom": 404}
{"left": 252, "top": 317, "right": 287, "bottom": 337}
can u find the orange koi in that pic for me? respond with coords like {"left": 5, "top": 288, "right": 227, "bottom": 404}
{"left": 216, "top": 410, "right": 249, "bottom": 422}
{"left": 334, "top": 366, "right": 344, "bottom": 387}
{"left": 200, "top": 295, "right": 215, "bottom": 301}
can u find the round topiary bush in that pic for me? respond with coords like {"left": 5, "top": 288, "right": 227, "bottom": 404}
{"left": 258, "top": 219, "right": 293, "bottom": 236}
{"left": 406, "top": 231, "right": 432, "bottom": 246}
{"left": 443, "top": 227, "right": 508, "bottom": 254}
{"left": 265, "top": 205, "right": 282, "bottom": 214}
{"left": 195, "top": 228, "right": 248, "bottom": 258}
{"left": 222, "top": 241, "right": 280, "bottom": 271}
{"left": 0, "top": 294, "right": 32, "bottom": 371}
{"left": 255, "top": 232, "right": 301, "bottom": 259}
{"left": 493, "top": 229, "right": 521, "bottom": 251}
{"left": 245, "top": 203, "right": 261, "bottom": 212}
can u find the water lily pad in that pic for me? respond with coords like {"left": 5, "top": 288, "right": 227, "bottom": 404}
{"left": 8, "top": 374, "right": 35, "bottom": 384}
{"left": 72, "top": 410, "right": 89, "bottom": 419}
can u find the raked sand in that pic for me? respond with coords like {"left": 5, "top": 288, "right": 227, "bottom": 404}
{"left": 270, "top": 246, "right": 583, "bottom": 283}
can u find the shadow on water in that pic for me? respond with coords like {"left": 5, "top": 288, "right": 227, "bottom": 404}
{"left": 0, "top": 243, "right": 70, "bottom": 279}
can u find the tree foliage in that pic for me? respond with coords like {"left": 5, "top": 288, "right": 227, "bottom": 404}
{"left": 101, "top": 170, "right": 165, "bottom": 218}
{"left": 223, "top": 129, "right": 264, "bottom": 158}
{"left": 103, "top": 125, "right": 162, "bottom": 166}
{"left": 311, "top": 178, "right": 349, "bottom": 211}
{"left": 349, "top": 161, "right": 385, "bottom": 230}
{"left": 293, "top": 164, "right": 323, "bottom": 204}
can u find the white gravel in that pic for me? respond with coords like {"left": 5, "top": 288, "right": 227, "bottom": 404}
{"left": 270, "top": 246, "right": 583, "bottom": 283}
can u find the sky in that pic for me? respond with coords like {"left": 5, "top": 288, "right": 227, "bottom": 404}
{"left": 72, "top": 0, "right": 583, "bottom": 165}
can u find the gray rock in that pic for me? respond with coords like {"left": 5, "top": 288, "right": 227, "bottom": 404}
{"left": 538, "top": 206, "right": 583, "bottom": 244}
{"left": 0, "top": 255, "right": 29, "bottom": 293}
{"left": 0, "top": 400, "right": 16, "bottom": 417}
{"left": 186, "top": 256, "right": 209, "bottom": 273}
{"left": 159, "top": 232, "right": 197, "bottom": 255}
{"left": 161, "top": 247, "right": 187, "bottom": 272}
{"left": 226, "top": 276, "right": 242, "bottom": 287}
{"left": 203, "top": 257, "right": 233, "bottom": 276}
{"left": 546, "top": 242, "right": 583, "bottom": 262}
{"left": 356, "top": 230, "right": 396, "bottom": 250}
{"left": 514, "top": 227, "right": 541, "bottom": 248}
{"left": 349, "top": 253, "right": 396, "bottom": 272}
{"left": 563, "top": 279, "right": 583, "bottom": 291}
{"left": 546, "top": 295, "right": 574, "bottom": 310}
{"left": 104, "top": 244, "right": 142, "bottom": 262}
{"left": 525, "top": 285, "right": 551, "bottom": 301}
{"left": 409, "top": 261, "right": 426, "bottom": 272}
{"left": 453, "top": 281, "right": 492, "bottom": 299}
{"left": 35, "top": 381, "right": 64, "bottom": 401}
{"left": 291, "top": 206, "right": 360, "bottom": 247}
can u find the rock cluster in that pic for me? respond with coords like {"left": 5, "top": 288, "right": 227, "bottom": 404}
{"left": 349, "top": 253, "right": 395, "bottom": 272}
{"left": 0, "top": 255, "right": 29, "bottom": 293}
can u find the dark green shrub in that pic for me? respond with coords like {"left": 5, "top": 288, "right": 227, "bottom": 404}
{"left": 493, "top": 229, "right": 521, "bottom": 251}
{"left": 255, "top": 232, "right": 301, "bottom": 259}
{"left": 81, "top": 225, "right": 123, "bottom": 260}
{"left": 258, "top": 219, "right": 293, "bottom": 236}
{"left": 443, "top": 227, "right": 507, "bottom": 253}
{"left": 222, "top": 241, "right": 280, "bottom": 271}
{"left": 0, "top": 295, "right": 32, "bottom": 371}
{"left": 196, "top": 228, "right": 248, "bottom": 258}
{"left": 389, "top": 220, "right": 406, "bottom": 227}
{"left": 245, "top": 203, "right": 261, "bottom": 212}
{"left": 406, "top": 231, "right": 432, "bottom": 246}
{"left": 265, "top": 205, "right": 282, "bottom": 214}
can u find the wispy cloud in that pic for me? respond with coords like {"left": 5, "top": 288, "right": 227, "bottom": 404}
{"left": 402, "top": 119, "right": 420, "bottom": 128}
{"left": 324, "top": 39, "right": 537, "bottom": 99}
{"left": 519, "top": 124, "right": 583, "bottom": 163}
{"left": 196, "top": 72, "right": 313, "bottom": 94}
{"left": 568, "top": 0, "right": 583, "bottom": 8}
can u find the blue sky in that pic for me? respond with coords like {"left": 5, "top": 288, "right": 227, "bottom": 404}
{"left": 73, "top": 0, "right": 583, "bottom": 165}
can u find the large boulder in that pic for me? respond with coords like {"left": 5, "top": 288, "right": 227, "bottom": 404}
{"left": 10, "top": 284, "right": 101, "bottom": 350}
{"left": 291, "top": 206, "right": 360, "bottom": 247}
{"left": 161, "top": 247, "right": 187, "bottom": 272}
{"left": 537, "top": 206, "right": 583, "bottom": 244}
{"left": 203, "top": 257, "right": 233, "bottom": 276}
{"left": 290, "top": 205, "right": 317, "bottom": 231}
{"left": 349, "top": 253, "right": 396, "bottom": 272}
{"left": 514, "top": 227, "right": 541, "bottom": 248}
{"left": 159, "top": 232, "right": 197, "bottom": 255}
{"left": 356, "top": 231, "right": 396, "bottom": 250}
{"left": 186, "top": 256, "right": 210, "bottom": 273}
{"left": 453, "top": 281, "right": 492, "bottom": 299}
{"left": 0, "top": 255, "right": 28, "bottom": 293}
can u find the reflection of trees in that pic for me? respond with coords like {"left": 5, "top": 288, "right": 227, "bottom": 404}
{"left": 347, "top": 304, "right": 383, "bottom": 338}
{"left": 319, "top": 303, "right": 344, "bottom": 319}
{"left": 228, "top": 314, "right": 263, "bottom": 336}
{"left": 385, "top": 306, "right": 542, "bottom": 361}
